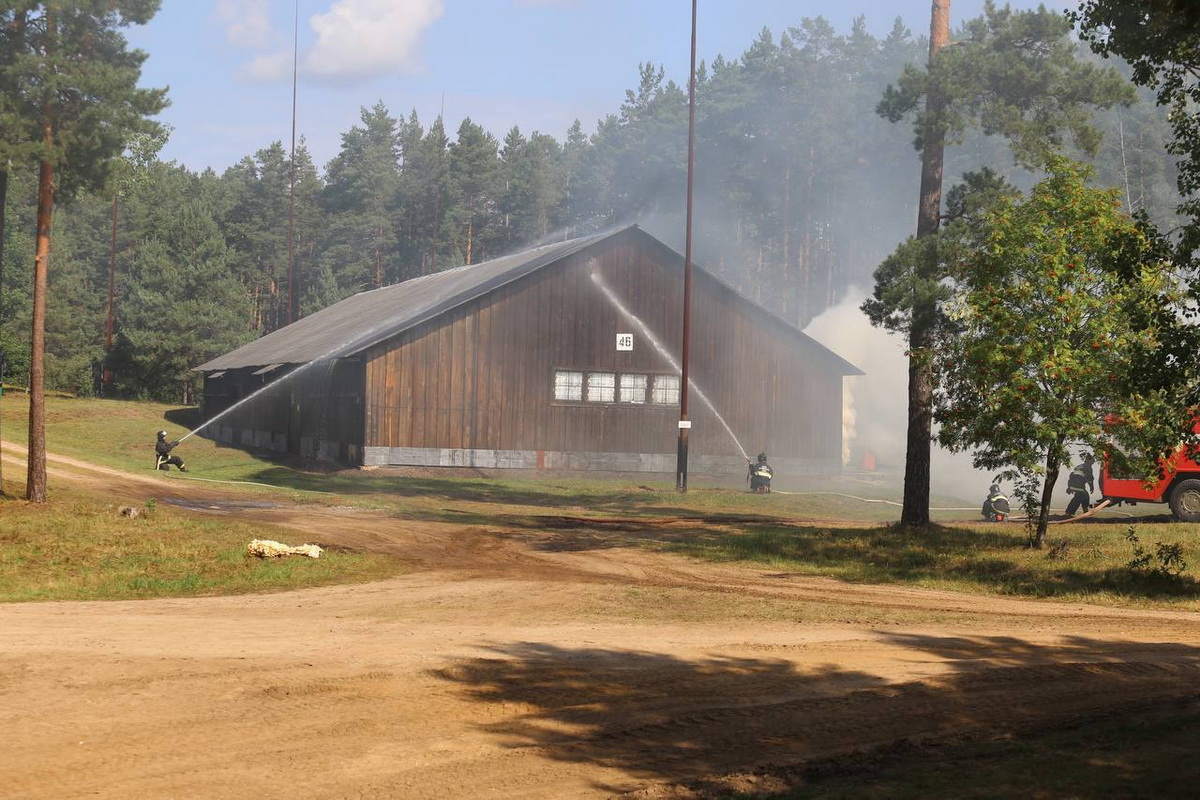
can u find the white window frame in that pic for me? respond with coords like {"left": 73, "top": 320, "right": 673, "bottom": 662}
{"left": 651, "top": 374, "right": 681, "bottom": 405}
{"left": 619, "top": 373, "right": 647, "bottom": 404}
{"left": 553, "top": 370, "right": 584, "bottom": 402}
{"left": 586, "top": 371, "right": 616, "bottom": 403}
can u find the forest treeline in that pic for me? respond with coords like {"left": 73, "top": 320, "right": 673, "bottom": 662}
{"left": 0, "top": 13, "right": 1182, "bottom": 402}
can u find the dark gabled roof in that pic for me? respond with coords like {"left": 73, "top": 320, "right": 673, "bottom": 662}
{"left": 194, "top": 228, "right": 620, "bottom": 371}
{"left": 195, "top": 224, "right": 861, "bottom": 376}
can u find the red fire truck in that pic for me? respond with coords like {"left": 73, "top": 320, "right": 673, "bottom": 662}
{"left": 1102, "top": 441, "right": 1200, "bottom": 522}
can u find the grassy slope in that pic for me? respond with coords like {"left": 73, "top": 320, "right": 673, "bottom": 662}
{"left": 0, "top": 393, "right": 405, "bottom": 602}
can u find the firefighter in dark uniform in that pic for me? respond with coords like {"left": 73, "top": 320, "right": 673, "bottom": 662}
{"left": 155, "top": 430, "right": 188, "bottom": 472}
{"left": 1065, "top": 453, "right": 1095, "bottom": 516}
{"left": 748, "top": 452, "right": 773, "bottom": 493}
{"left": 982, "top": 483, "right": 1011, "bottom": 522}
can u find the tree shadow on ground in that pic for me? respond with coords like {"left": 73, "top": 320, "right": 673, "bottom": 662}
{"left": 431, "top": 636, "right": 1200, "bottom": 796}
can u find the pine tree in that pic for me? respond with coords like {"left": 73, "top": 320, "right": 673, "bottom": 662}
{"left": 321, "top": 102, "right": 400, "bottom": 292}
{"left": 223, "top": 142, "right": 294, "bottom": 331}
{"left": 871, "top": 1, "right": 1134, "bottom": 526}
{"left": 8, "top": 2, "right": 167, "bottom": 501}
{"left": 447, "top": 118, "right": 499, "bottom": 264}
{"left": 113, "top": 171, "right": 253, "bottom": 402}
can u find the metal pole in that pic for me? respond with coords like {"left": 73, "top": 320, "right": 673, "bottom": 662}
{"left": 285, "top": 0, "right": 299, "bottom": 324}
{"left": 676, "top": 0, "right": 698, "bottom": 492}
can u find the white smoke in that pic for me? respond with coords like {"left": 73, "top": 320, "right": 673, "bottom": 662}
{"left": 803, "top": 288, "right": 997, "bottom": 504}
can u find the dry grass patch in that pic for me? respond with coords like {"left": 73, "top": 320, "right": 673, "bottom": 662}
{"left": 0, "top": 484, "right": 405, "bottom": 602}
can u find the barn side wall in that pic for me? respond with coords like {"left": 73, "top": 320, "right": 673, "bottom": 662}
{"left": 362, "top": 232, "right": 845, "bottom": 473}
{"left": 199, "top": 358, "right": 364, "bottom": 462}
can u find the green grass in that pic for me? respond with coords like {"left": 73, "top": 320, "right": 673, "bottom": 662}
{"left": 3, "top": 393, "right": 1198, "bottom": 608}
{"left": 0, "top": 486, "right": 405, "bottom": 602}
{"left": 663, "top": 518, "right": 1200, "bottom": 607}
{"left": 0, "top": 392, "right": 973, "bottom": 520}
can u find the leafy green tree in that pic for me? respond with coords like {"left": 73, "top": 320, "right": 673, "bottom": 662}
{"left": 1071, "top": 1, "right": 1200, "bottom": 256}
{"left": 934, "top": 156, "right": 1197, "bottom": 545}
{"left": 872, "top": 0, "right": 1134, "bottom": 526}
{"left": 8, "top": 1, "right": 166, "bottom": 501}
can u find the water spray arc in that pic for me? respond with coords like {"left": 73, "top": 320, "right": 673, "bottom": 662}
{"left": 589, "top": 270, "right": 748, "bottom": 461}
{"left": 179, "top": 313, "right": 406, "bottom": 444}
{"left": 179, "top": 357, "right": 330, "bottom": 444}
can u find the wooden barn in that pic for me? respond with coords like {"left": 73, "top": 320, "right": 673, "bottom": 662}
{"left": 194, "top": 225, "right": 861, "bottom": 475}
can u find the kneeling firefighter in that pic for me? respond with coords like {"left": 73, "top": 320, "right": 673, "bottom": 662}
{"left": 155, "top": 430, "right": 188, "bottom": 472}
{"left": 982, "top": 483, "right": 1010, "bottom": 522}
{"left": 748, "top": 452, "right": 773, "bottom": 493}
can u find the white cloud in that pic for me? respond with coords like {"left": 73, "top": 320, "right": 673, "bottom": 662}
{"left": 304, "top": 0, "right": 444, "bottom": 80}
{"left": 244, "top": 50, "right": 295, "bottom": 83}
{"left": 240, "top": 0, "right": 444, "bottom": 83}
{"left": 217, "top": 0, "right": 274, "bottom": 49}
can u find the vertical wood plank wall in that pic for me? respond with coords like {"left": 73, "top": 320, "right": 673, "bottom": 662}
{"left": 363, "top": 232, "right": 846, "bottom": 462}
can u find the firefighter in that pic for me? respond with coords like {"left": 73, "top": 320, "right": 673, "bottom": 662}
{"left": 155, "top": 430, "right": 188, "bottom": 472}
{"left": 981, "top": 483, "right": 1010, "bottom": 522}
{"left": 748, "top": 452, "right": 773, "bottom": 493}
{"left": 1065, "top": 453, "right": 1095, "bottom": 516}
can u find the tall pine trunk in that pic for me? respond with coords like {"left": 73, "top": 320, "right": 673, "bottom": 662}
{"left": 0, "top": 168, "right": 7, "bottom": 493}
{"left": 901, "top": 0, "right": 950, "bottom": 527}
{"left": 27, "top": 140, "right": 54, "bottom": 502}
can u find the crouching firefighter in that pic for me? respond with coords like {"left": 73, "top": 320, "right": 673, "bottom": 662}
{"left": 748, "top": 452, "right": 773, "bottom": 493}
{"left": 155, "top": 430, "right": 188, "bottom": 472}
{"left": 982, "top": 483, "right": 1010, "bottom": 522}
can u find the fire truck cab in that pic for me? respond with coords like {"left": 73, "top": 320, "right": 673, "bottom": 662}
{"left": 1102, "top": 428, "right": 1200, "bottom": 522}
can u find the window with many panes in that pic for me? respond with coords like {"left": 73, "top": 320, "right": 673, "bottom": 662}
{"left": 651, "top": 374, "right": 680, "bottom": 405}
{"left": 586, "top": 372, "right": 616, "bottom": 403}
{"left": 619, "top": 373, "right": 647, "bottom": 404}
{"left": 553, "top": 370, "right": 583, "bottom": 401}
{"left": 554, "top": 369, "right": 679, "bottom": 406}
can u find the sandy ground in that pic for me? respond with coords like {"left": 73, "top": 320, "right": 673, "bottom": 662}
{"left": 4, "top": 445, "right": 1200, "bottom": 799}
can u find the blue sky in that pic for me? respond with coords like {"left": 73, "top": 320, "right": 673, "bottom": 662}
{"left": 126, "top": 0, "right": 1071, "bottom": 174}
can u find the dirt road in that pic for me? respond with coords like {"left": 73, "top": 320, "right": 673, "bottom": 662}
{"left": 5, "top": 447, "right": 1200, "bottom": 798}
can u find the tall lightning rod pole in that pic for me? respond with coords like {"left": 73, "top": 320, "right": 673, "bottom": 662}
{"left": 285, "top": 0, "right": 299, "bottom": 324}
{"left": 676, "top": 0, "right": 698, "bottom": 492}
